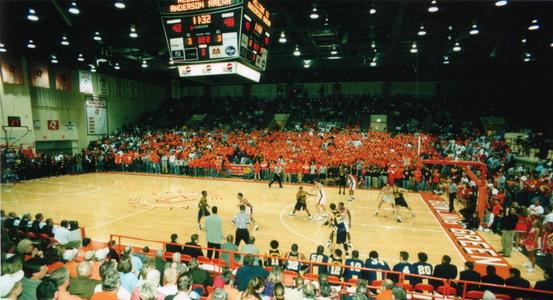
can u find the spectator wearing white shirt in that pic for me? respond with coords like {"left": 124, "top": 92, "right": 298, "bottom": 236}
{"left": 54, "top": 220, "right": 81, "bottom": 249}
{"left": 528, "top": 199, "right": 544, "bottom": 216}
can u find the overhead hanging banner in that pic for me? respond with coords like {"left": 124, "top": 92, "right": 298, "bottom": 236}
{"left": 29, "top": 61, "right": 50, "bottom": 88}
{"left": 85, "top": 96, "right": 108, "bottom": 135}
{"left": 79, "top": 70, "right": 94, "bottom": 94}
{"left": 0, "top": 55, "right": 24, "bottom": 85}
{"left": 55, "top": 68, "right": 72, "bottom": 91}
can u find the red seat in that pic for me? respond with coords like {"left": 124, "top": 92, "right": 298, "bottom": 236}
{"left": 396, "top": 282, "right": 413, "bottom": 291}
{"left": 230, "top": 261, "right": 241, "bottom": 269}
{"left": 436, "top": 285, "right": 456, "bottom": 296}
{"left": 200, "top": 297, "right": 207, "bottom": 300}
{"left": 283, "top": 270, "right": 299, "bottom": 286}
{"left": 465, "top": 290, "right": 484, "bottom": 299}
{"left": 303, "top": 273, "right": 319, "bottom": 281}
{"left": 197, "top": 256, "right": 211, "bottom": 265}
{"left": 371, "top": 280, "right": 383, "bottom": 287}
{"left": 264, "top": 266, "right": 273, "bottom": 272}
{"left": 414, "top": 283, "right": 434, "bottom": 293}
{"left": 207, "top": 286, "right": 214, "bottom": 295}
{"left": 163, "top": 251, "right": 174, "bottom": 261}
{"left": 182, "top": 254, "right": 192, "bottom": 262}
{"left": 192, "top": 284, "right": 206, "bottom": 296}
{"left": 327, "top": 275, "right": 342, "bottom": 285}
{"left": 27, "top": 232, "right": 38, "bottom": 239}
{"left": 495, "top": 294, "right": 511, "bottom": 300}
{"left": 211, "top": 258, "right": 225, "bottom": 266}
{"left": 347, "top": 278, "right": 358, "bottom": 285}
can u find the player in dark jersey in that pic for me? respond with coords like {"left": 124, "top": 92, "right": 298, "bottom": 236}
{"left": 309, "top": 245, "right": 329, "bottom": 275}
{"left": 338, "top": 165, "right": 347, "bottom": 195}
{"left": 197, "top": 190, "right": 210, "bottom": 229}
{"left": 391, "top": 251, "right": 414, "bottom": 283}
{"left": 392, "top": 185, "right": 416, "bottom": 223}
{"left": 325, "top": 203, "right": 350, "bottom": 257}
{"left": 264, "top": 240, "right": 283, "bottom": 268}
{"left": 328, "top": 248, "right": 344, "bottom": 279}
{"left": 410, "top": 252, "right": 433, "bottom": 286}
{"left": 289, "top": 186, "right": 313, "bottom": 220}
{"left": 284, "top": 243, "right": 306, "bottom": 273}
{"left": 363, "top": 251, "right": 390, "bottom": 283}
{"left": 344, "top": 250, "right": 364, "bottom": 280}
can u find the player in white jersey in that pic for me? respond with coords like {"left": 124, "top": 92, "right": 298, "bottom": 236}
{"left": 347, "top": 172, "right": 357, "bottom": 202}
{"left": 338, "top": 202, "right": 353, "bottom": 249}
{"left": 374, "top": 184, "right": 396, "bottom": 216}
{"left": 237, "top": 193, "right": 258, "bottom": 231}
{"left": 312, "top": 180, "right": 328, "bottom": 221}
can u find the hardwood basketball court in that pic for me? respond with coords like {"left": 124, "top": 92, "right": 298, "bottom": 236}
{"left": 0, "top": 172, "right": 542, "bottom": 282}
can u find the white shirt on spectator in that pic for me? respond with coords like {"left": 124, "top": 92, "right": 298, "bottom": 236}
{"left": 54, "top": 226, "right": 72, "bottom": 244}
{"left": 158, "top": 284, "right": 177, "bottom": 296}
{"left": 529, "top": 204, "right": 544, "bottom": 216}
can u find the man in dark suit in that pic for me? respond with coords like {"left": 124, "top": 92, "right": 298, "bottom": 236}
{"left": 182, "top": 234, "right": 204, "bottom": 258}
{"left": 480, "top": 265, "right": 505, "bottom": 294}
{"left": 166, "top": 233, "right": 183, "bottom": 254}
{"left": 431, "top": 255, "right": 458, "bottom": 290}
{"left": 504, "top": 268, "right": 530, "bottom": 299}
{"left": 458, "top": 261, "right": 481, "bottom": 295}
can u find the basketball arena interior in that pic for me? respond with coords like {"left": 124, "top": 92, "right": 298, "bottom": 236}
{"left": 1, "top": 1, "right": 553, "bottom": 299}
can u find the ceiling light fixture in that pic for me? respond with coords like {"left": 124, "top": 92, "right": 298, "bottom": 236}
{"left": 90, "top": 65, "right": 96, "bottom": 72}
{"left": 521, "top": 38, "right": 527, "bottom": 43}
{"left": 50, "top": 54, "right": 58, "bottom": 64}
{"left": 550, "top": 42, "right": 553, "bottom": 48}
{"left": 27, "top": 40, "right": 36, "bottom": 49}
{"left": 0, "top": 43, "right": 6, "bottom": 53}
{"left": 93, "top": 31, "right": 102, "bottom": 41}
{"left": 528, "top": 19, "right": 540, "bottom": 31}
{"left": 443, "top": 56, "right": 450, "bottom": 64}
{"left": 410, "top": 42, "right": 418, "bottom": 54}
{"left": 428, "top": 0, "right": 438, "bottom": 13}
{"left": 418, "top": 25, "right": 426, "bottom": 36}
{"left": 293, "top": 45, "right": 301, "bottom": 56}
{"left": 370, "top": 57, "right": 377, "bottom": 67}
{"left": 129, "top": 25, "right": 138, "bottom": 38}
{"left": 78, "top": 53, "right": 85, "bottom": 62}
{"left": 141, "top": 60, "right": 148, "bottom": 68}
{"left": 114, "top": 63, "right": 120, "bottom": 70}
{"left": 371, "top": 41, "right": 376, "bottom": 49}
{"left": 303, "top": 59, "right": 311, "bottom": 68}
{"left": 323, "top": 15, "right": 329, "bottom": 25}
{"left": 523, "top": 52, "right": 531, "bottom": 62}
{"left": 61, "top": 35, "right": 70, "bottom": 46}
{"left": 453, "top": 42, "right": 461, "bottom": 52}
{"left": 114, "top": 1, "right": 126, "bottom": 9}
{"left": 68, "top": 2, "right": 80, "bottom": 15}
{"left": 369, "top": 3, "right": 376, "bottom": 15}
{"left": 310, "top": 6, "right": 319, "bottom": 19}
{"left": 495, "top": 0, "right": 507, "bottom": 7}
{"left": 330, "top": 47, "right": 338, "bottom": 55}
{"left": 469, "top": 24, "right": 479, "bottom": 35}
{"left": 278, "top": 31, "right": 287, "bottom": 43}
{"left": 27, "top": 8, "right": 39, "bottom": 21}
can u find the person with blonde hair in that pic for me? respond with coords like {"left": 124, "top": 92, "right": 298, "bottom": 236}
{"left": 240, "top": 277, "right": 264, "bottom": 300}
{"left": 262, "top": 267, "right": 283, "bottom": 297}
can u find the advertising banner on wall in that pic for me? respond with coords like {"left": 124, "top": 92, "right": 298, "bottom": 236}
{"left": 0, "top": 55, "right": 24, "bottom": 85}
{"left": 79, "top": 70, "right": 94, "bottom": 94}
{"left": 98, "top": 74, "right": 109, "bottom": 96}
{"left": 29, "top": 61, "right": 50, "bottom": 88}
{"left": 85, "top": 96, "right": 108, "bottom": 135}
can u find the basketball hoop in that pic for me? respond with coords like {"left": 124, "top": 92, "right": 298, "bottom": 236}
{"left": 2, "top": 126, "right": 31, "bottom": 148}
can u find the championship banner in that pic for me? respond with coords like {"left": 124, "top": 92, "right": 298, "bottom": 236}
{"left": 29, "top": 61, "right": 49, "bottom": 88}
{"left": 55, "top": 68, "right": 72, "bottom": 91}
{"left": 227, "top": 164, "right": 253, "bottom": 176}
{"left": 79, "top": 70, "right": 94, "bottom": 94}
{"left": 98, "top": 74, "right": 109, "bottom": 96}
{"left": 85, "top": 96, "right": 108, "bottom": 135}
{"left": 0, "top": 55, "right": 24, "bottom": 85}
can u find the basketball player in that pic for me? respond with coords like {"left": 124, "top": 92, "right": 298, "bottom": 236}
{"left": 284, "top": 243, "right": 306, "bottom": 273}
{"left": 237, "top": 193, "right": 258, "bottom": 231}
{"left": 374, "top": 184, "right": 396, "bottom": 216}
{"left": 328, "top": 248, "right": 344, "bottom": 279}
{"left": 312, "top": 180, "right": 328, "bottom": 221}
{"left": 325, "top": 203, "right": 349, "bottom": 257}
{"left": 347, "top": 172, "right": 357, "bottom": 202}
{"left": 309, "top": 245, "right": 329, "bottom": 275}
{"left": 338, "top": 202, "right": 353, "bottom": 249}
{"left": 197, "top": 190, "right": 210, "bottom": 229}
{"left": 264, "top": 240, "right": 283, "bottom": 267}
{"left": 289, "top": 186, "right": 313, "bottom": 220}
{"left": 344, "top": 250, "right": 364, "bottom": 280}
{"left": 338, "top": 165, "right": 347, "bottom": 195}
{"left": 392, "top": 185, "right": 416, "bottom": 222}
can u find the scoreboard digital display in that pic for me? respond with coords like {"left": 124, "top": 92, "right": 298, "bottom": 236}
{"left": 160, "top": 0, "right": 271, "bottom": 71}
{"left": 162, "top": 8, "right": 241, "bottom": 62}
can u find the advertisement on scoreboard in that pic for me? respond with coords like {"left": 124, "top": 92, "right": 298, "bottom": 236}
{"left": 159, "top": 0, "right": 243, "bottom": 15}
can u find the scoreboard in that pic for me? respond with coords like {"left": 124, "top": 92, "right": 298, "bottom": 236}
{"left": 160, "top": 0, "right": 271, "bottom": 71}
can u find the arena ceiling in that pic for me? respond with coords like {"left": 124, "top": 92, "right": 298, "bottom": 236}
{"left": 1, "top": 0, "right": 552, "bottom": 84}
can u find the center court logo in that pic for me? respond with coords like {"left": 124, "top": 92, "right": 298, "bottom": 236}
{"left": 129, "top": 191, "right": 222, "bottom": 209}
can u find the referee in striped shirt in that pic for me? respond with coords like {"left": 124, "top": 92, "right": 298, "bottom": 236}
{"left": 233, "top": 204, "right": 251, "bottom": 247}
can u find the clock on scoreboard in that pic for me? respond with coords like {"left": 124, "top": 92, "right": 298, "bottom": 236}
{"left": 159, "top": 0, "right": 271, "bottom": 71}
